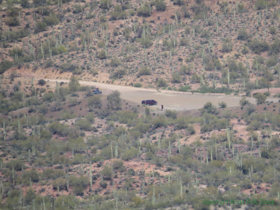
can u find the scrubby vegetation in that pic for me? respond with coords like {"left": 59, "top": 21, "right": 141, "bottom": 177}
{"left": 1, "top": 0, "right": 280, "bottom": 209}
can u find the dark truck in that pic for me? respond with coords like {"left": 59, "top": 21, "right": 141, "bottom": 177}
{"left": 141, "top": 100, "right": 157, "bottom": 105}
{"left": 93, "top": 88, "right": 102, "bottom": 94}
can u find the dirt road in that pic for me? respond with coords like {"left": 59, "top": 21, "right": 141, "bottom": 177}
{"left": 45, "top": 79, "right": 279, "bottom": 111}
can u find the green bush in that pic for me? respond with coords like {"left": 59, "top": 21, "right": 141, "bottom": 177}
{"left": 110, "top": 69, "right": 126, "bottom": 79}
{"left": 152, "top": 116, "right": 167, "bottom": 128}
{"left": 122, "top": 147, "right": 138, "bottom": 161}
{"left": 6, "top": 160, "right": 24, "bottom": 171}
{"left": 69, "top": 75, "right": 80, "bottom": 92}
{"left": 107, "top": 90, "right": 122, "bottom": 110}
{"left": 35, "top": 21, "right": 47, "bottom": 33}
{"left": 0, "top": 60, "right": 13, "bottom": 74}
{"left": 69, "top": 175, "right": 89, "bottom": 196}
{"left": 178, "top": 85, "right": 190, "bottom": 92}
{"left": 134, "top": 83, "right": 142, "bottom": 87}
{"left": 5, "top": 17, "right": 19, "bottom": 26}
{"left": 73, "top": 4, "right": 83, "bottom": 13}
{"left": 222, "top": 37, "right": 233, "bottom": 53}
{"left": 22, "top": 170, "right": 40, "bottom": 184}
{"left": 157, "top": 78, "right": 167, "bottom": 87}
{"left": 237, "top": 28, "right": 249, "bottom": 40}
{"left": 42, "top": 92, "right": 55, "bottom": 102}
{"left": 75, "top": 119, "right": 92, "bottom": 131}
{"left": 88, "top": 95, "right": 102, "bottom": 109}
{"left": 137, "top": 66, "right": 151, "bottom": 77}
{"left": 101, "top": 166, "right": 113, "bottom": 180}
{"left": 165, "top": 109, "right": 177, "bottom": 119}
{"left": 100, "top": 0, "right": 112, "bottom": 9}
{"left": 44, "top": 14, "right": 59, "bottom": 26}
{"left": 248, "top": 39, "right": 269, "bottom": 54}
{"left": 154, "top": 0, "right": 166, "bottom": 12}
{"left": 269, "top": 38, "right": 280, "bottom": 55}
{"left": 97, "top": 50, "right": 107, "bottom": 59}
{"left": 218, "top": 102, "right": 227, "bottom": 108}
{"left": 52, "top": 178, "right": 67, "bottom": 190}
{"left": 255, "top": 0, "right": 267, "bottom": 10}
{"left": 137, "top": 3, "right": 151, "bottom": 17}
{"left": 253, "top": 93, "right": 267, "bottom": 105}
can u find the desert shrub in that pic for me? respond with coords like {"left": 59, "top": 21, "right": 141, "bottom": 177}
{"left": 171, "top": 73, "right": 181, "bottom": 83}
{"left": 134, "top": 83, "right": 142, "bottom": 87}
{"left": 218, "top": 102, "right": 227, "bottom": 108}
{"left": 244, "top": 104, "right": 256, "bottom": 115}
{"left": 42, "top": 59, "right": 54, "bottom": 68}
{"left": 154, "top": 0, "right": 166, "bottom": 12}
{"left": 269, "top": 26, "right": 276, "bottom": 35}
{"left": 200, "top": 30, "right": 210, "bottom": 39}
{"left": 5, "top": 17, "right": 19, "bottom": 26}
{"left": 107, "top": 91, "right": 121, "bottom": 110}
{"left": 69, "top": 176, "right": 89, "bottom": 196}
{"left": 255, "top": 0, "right": 269, "bottom": 10}
{"left": 253, "top": 93, "right": 267, "bottom": 105}
{"left": 115, "top": 110, "right": 138, "bottom": 124}
{"left": 6, "top": 160, "right": 24, "bottom": 171}
{"left": 97, "top": 50, "right": 107, "bottom": 59}
{"left": 100, "top": 0, "right": 112, "bottom": 9}
{"left": 241, "top": 45, "right": 249, "bottom": 54}
{"left": 122, "top": 147, "right": 138, "bottom": 160}
{"left": 55, "top": 195, "right": 77, "bottom": 209}
{"left": 181, "top": 5, "right": 191, "bottom": 18}
{"left": 35, "top": 21, "right": 47, "bottom": 33}
{"left": 73, "top": 4, "right": 83, "bottom": 13}
{"left": 42, "top": 92, "right": 55, "bottom": 102}
{"left": 44, "top": 14, "right": 59, "bottom": 26}
{"left": 68, "top": 75, "right": 80, "bottom": 92}
{"left": 157, "top": 78, "right": 167, "bottom": 87}
{"left": 248, "top": 39, "right": 269, "bottom": 54}
{"left": 200, "top": 113, "right": 229, "bottom": 133}
{"left": 191, "top": 0, "right": 209, "bottom": 19}
{"left": 110, "top": 69, "right": 126, "bottom": 79}
{"left": 237, "top": 28, "right": 249, "bottom": 40}
{"left": 266, "top": 57, "right": 277, "bottom": 68}
{"left": 137, "top": 3, "right": 151, "bottom": 17}
{"left": 102, "top": 166, "right": 112, "bottom": 180}
{"left": 165, "top": 109, "right": 177, "bottom": 119}
{"left": 49, "top": 121, "right": 69, "bottom": 136}
{"left": 88, "top": 95, "right": 102, "bottom": 109}
{"left": 85, "top": 112, "right": 95, "bottom": 123}
{"left": 201, "top": 102, "right": 216, "bottom": 114}
{"left": 75, "top": 119, "right": 92, "bottom": 131}
{"left": 137, "top": 66, "right": 151, "bottom": 77}
{"left": 97, "top": 41, "right": 105, "bottom": 48}
{"left": 0, "top": 60, "right": 13, "bottom": 74}
{"left": 52, "top": 178, "right": 67, "bottom": 190}
{"left": 140, "top": 37, "right": 153, "bottom": 48}
{"left": 152, "top": 116, "right": 167, "bottom": 128}
{"left": 24, "top": 188, "right": 36, "bottom": 205}
{"left": 222, "top": 37, "right": 233, "bottom": 53}
{"left": 113, "top": 160, "right": 126, "bottom": 172}
{"left": 21, "top": 0, "right": 30, "bottom": 8}
{"left": 269, "top": 38, "right": 280, "bottom": 55}
{"left": 22, "top": 170, "right": 40, "bottom": 184}
{"left": 43, "top": 168, "right": 64, "bottom": 179}
{"left": 240, "top": 97, "right": 250, "bottom": 106}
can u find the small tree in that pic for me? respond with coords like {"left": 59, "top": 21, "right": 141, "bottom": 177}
{"left": 107, "top": 91, "right": 121, "bottom": 110}
{"left": 253, "top": 93, "right": 267, "bottom": 105}
{"left": 69, "top": 75, "right": 80, "bottom": 92}
{"left": 218, "top": 102, "right": 227, "bottom": 108}
{"left": 154, "top": 0, "right": 166, "bottom": 12}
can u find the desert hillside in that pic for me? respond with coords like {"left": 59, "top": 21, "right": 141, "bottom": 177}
{"left": 1, "top": 0, "right": 280, "bottom": 210}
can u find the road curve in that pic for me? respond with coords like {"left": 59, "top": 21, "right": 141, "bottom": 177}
{"left": 44, "top": 79, "right": 279, "bottom": 111}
